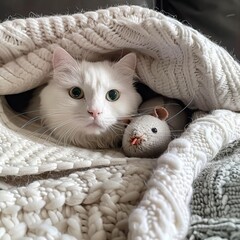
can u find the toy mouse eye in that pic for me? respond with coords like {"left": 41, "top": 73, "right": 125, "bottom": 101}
{"left": 106, "top": 89, "right": 120, "bottom": 102}
{"left": 151, "top": 128, "right": 158, "bottom": 133}
{"left": 69, "top": 87, "right": 84, "bottom": 99}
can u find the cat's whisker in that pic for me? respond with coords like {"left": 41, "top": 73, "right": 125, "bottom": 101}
{"left": 10, "top": 109, "right": 41, "bottom": 119}
{"left": 166, "top": 96, "right": 194, "bottom": 123}
{"left": 56, "top": 123, "right": 78, "bottom": 147}
{"left": 109, "top": 126, "right": 124, "bottom": 137}
{"left": 34, "top": 119, "right": 75, "bottom": 145}
{"left": 40, "top": 126, "right": 60, "bottom": 144}
{"left": 20, "top": 116, "right": 43, "bottom": 129}
{"left": 45, "top": 120, "right": 78, "bottom": 145}
{"left": 20, "top": 111, "right": 87, "bottom": 129}
{"left": 16, "top": 108, "right": 87, "bottom": 119}
{"left": 7, "top": 108, "right": 71, "bottom": 120}
{"left": 61, "top": 122, "right": 83, "bottom": 147}
{"left": 111, "top": 124, "right": 126, "bottom": 131}
{"left": 65, "top": 126, "right": 79, "bottom": 147}
{"left": 111, "top": 124, "right": 124, "bottom": 131}
{"left": 139, "top": 103, "right": 183, "bottom": 112}
{"left": 170, "top": 129, "right": 185, "bottom": 132}
{"left": 117, "top": 113, "right": 143, "bottom": 120}
{"left": 20, "top": 123, "right": 57, "bottom": 144}
{"left": 20, "top": 115, "right": 57, "bottom": 129}
{"left": 61, "top": 129, "right": 70, "bottom": 147}
{"left": 20, "top": 125, "right": 48, "bottom": 141}
{"left": 70, "top": 125, "right": 85, "bottom": 147}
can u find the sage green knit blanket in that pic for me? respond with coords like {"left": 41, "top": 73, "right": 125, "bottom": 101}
{"left": 187, "top": 140, "right": 240, "bottom": 240}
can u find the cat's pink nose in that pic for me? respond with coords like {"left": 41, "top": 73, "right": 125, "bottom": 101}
{"left": 88, "top": 110, "right": 102, "bottom": 118}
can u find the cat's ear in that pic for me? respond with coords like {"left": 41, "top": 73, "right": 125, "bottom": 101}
{"left": 153, "top": 107, "right": 169, "bottom": 121}
{"left": 52, "top": 47, "right": 76, "bottom": 69}
{"left": 114, "top": 53, "right": 137, "bottom": 76}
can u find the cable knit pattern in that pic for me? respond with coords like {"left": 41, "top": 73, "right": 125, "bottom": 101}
{"left": 0, "top": 5, "right": 239, "bottom": 240}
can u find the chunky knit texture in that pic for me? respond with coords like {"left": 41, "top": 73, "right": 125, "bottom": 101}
{"left": 0, "top": 5, "right": 240, "bottom": 240}
{"left": 187, "top": 140, "right": 240, "bottom": 239}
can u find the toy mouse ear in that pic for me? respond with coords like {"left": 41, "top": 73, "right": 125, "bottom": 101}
{"left": 153, "top": 106, "right": 169, "bottom": 120}
{"left": 122, "top": 118, "right": 132, "bottom": 125}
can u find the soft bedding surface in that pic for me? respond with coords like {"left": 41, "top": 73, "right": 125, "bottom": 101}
{"left": 0, "top": 5, "right": 240, "bottom": 240}
{"left": 187, "top": 140, "right": 240, "bottom": 240}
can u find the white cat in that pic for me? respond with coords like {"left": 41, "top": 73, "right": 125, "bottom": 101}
{"left": 27, "top": 47, "right": 142, "bottom": 149}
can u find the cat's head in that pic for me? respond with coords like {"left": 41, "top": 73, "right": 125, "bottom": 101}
{"left": 39, "top": 47, "right": 142, "bottom": 143}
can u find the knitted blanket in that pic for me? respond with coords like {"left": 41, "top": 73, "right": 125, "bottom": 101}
{"left": 0, "top": 5, "right": 240, "bottom": 240}
{"left": 187, "top": 140, "right": 240, "bottom": 240}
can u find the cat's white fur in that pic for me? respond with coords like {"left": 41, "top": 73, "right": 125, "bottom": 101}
{"left": 27, "top": 47, "right": 142, "bottom": 149}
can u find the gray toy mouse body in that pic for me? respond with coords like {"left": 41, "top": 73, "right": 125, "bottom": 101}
{"left": 122, "top": 96, "right": 188, "bottom": 158}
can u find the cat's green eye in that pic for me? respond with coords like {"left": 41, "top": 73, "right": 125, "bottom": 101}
{"left": 106, "top": 89, "right": 120, "bottom": 102}
{"left": 69, "top": 87, "right": 84, "bottom": 99}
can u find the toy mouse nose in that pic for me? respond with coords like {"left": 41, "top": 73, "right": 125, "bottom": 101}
{"left": 130, "top": 136, "right": 143, "bottom": 145}
{"left": 88, "top": 110, "right": 102, "bottom": 118}
{"left": 131, "top": 137, "right": 139, "bottom": 145}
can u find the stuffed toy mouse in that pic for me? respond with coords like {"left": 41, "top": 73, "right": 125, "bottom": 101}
{"left": 122, "top": 96, "right": 188, "bottom": 158}
{"left": 122, "top": 106, "right": 171, "bottom": 158}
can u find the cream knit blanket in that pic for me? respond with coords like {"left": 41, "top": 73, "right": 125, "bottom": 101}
{"left": 0, "top": 5, "right": 240, "bottom": 240}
